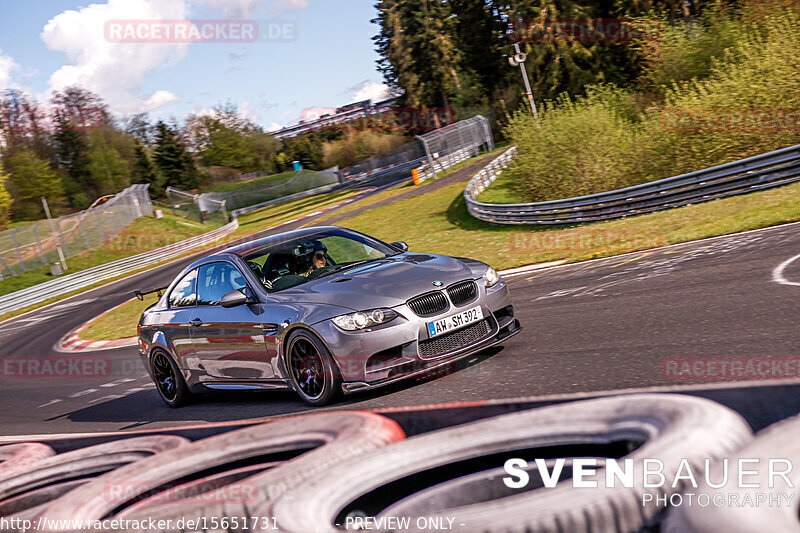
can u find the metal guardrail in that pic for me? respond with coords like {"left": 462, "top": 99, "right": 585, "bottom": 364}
{"left": 465, "top": 144, "right": 800, "bottom": 225}
{"left": 0, "top": 220, "right": 239, "bottom": 318}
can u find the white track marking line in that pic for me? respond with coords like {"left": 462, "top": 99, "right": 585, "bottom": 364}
{"left": 69, "top": 388, "right": 98, "bottom": 398}
{"left": 773, "top": 252, "right": 800, "bottom": 286}
{"left": 37, "top": 399, "right": 62, "bottom": 408}
{"left": 88, "top": 394, "right": 124, "bottom": 404}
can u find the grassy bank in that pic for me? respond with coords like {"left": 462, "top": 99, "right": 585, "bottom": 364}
{"left": 80, "top": 296, "right": 155, "bottom": 341}
{"left": 324, "top": 176, "right": 800, "bottom": 271}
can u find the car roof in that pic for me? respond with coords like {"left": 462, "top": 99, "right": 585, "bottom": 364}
{"left": 223, "top": 225, "right": 346, "bottom": 257}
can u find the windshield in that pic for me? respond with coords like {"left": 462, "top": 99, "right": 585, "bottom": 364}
{"left": 242, "top": 228, "right": 398, "bottom": 292}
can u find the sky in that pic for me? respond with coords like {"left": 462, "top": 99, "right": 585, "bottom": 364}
{"left": 0, "top": 0, "right": 389, "bottom": 131}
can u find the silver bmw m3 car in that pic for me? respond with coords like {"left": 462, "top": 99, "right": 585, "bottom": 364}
{"left": 137, "top": 226, "right": 520, "bottom": 407}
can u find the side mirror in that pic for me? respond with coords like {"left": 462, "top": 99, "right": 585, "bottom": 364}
{"left": 220, "top": 288, "right": 249, "bottom": 308}
{"left": 390, "top": 241, "right": 409, "bottom": 253}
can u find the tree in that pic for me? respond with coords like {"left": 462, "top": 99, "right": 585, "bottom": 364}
{"left": 373, "top": 0, "right": 464, "bottom": 108}
{"left": 5, "top": 149, "right": 65, "bottom": 218}
{"left": 132, "top": 142, "right": 158, "bottom": 186}
{"left": 0, "top": 163, "right": 12, "bottom": 229}
{"left": 185, "top": 103, "right": 279, "bottom": 172}
{"left": 52, "top": 121, "right": 92, "bottom": 208}
{"left": 50, "top": 86, "right": 109, "bottom": 208}
{"left": 153, "top": 121, "right": 199, "bottom": 190}
{"left": 87, "top": 130, "right": 130, "bottom": 195}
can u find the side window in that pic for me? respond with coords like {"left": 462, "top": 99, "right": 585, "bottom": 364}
{"left": 197, "top": 262, "right": 247, "bottom": 306}
{"left": 169, "top": 270, "right": 197, "bottom": 308}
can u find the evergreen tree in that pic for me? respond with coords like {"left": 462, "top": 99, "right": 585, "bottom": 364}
{"left": 373, "top": 0, "right": 464, "bottom": 108}
{"left": 132, "top": 142, "right": 158, "bottom": 186}
{"left": 52, "top": 122, "right": 92, "bottom": 208}
{"left": 153, "top": 121, "right": 199, "bottom": 190}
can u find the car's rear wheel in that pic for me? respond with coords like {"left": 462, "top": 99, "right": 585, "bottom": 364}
{"left": 286, "top": 330, "right": 341, "bottom": 406}
{"left": 150, "top": 349, "right": 191, "bottom": 408}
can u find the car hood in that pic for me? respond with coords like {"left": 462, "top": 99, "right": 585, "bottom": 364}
{"left": 276, "top": 253, "right": 478, "bottom": 309}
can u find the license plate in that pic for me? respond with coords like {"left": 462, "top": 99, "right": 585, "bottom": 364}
{"left": 427, "top": 306, "right": 483, "bottom": 337}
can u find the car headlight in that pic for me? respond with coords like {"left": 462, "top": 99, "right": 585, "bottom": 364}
{"left": 332, "top": 308, "right": 398, "bottom": 331}
{"left": 483, "top": 267, "right": 500, "bottom": 288}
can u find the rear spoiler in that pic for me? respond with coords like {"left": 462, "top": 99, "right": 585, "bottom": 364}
{"left": 134, "top": 286, "right": 169, "bottom": 301}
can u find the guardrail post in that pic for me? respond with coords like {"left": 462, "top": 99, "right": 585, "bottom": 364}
{"left": 55, "top": 216, "right": 70, "bottom": 258}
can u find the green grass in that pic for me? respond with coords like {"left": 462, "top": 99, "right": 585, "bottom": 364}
{"left": 0, "top": 215, "right": 209, "bottom": 297}
{"left": 316, "top": 147, "right": 509, "bottom": 224}
{"left": 475, "top": 169, "right": 526, "bottom": 204}
{"left": 321, "top": 174, "right": 800, "bottom": 271}
{"left": 204, "top": 170, "right": 314, "bottom": 193}
{"left": 232, "top": 189, "right": 358, "bottom": 237}
{"left": 80, "top": 296, "right": 156, "bottom": 341}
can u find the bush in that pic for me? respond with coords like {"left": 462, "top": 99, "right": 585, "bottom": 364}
{"left": 500, "top": 7, "right": 800, "bottom": 203}
{"left": 503, "top": 86, "right": 646, "bottom": 202}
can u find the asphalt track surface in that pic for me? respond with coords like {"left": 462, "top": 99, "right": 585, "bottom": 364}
{"left": 0, "top": 205, "right": 798, "bottom": 437}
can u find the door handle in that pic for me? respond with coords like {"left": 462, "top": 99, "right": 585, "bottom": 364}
{"left": 190, "top": 318, "right": 203, "bottom": 327}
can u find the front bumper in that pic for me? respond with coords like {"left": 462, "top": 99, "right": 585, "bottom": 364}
{"left": 312, "top": 279, "right": 520, "bottom": 393}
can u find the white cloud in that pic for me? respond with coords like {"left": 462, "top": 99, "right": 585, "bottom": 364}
{"left": 193, "top": 0, "right": 263, "bottom": 17}
{"left": 267, "top": 121, "right": 282, "bottom": 132}
{"left": 192, "top": 0, "right": 308, "bottom": 18}
{"left": 350, "top": 81, "right": 390, "bottom": 103}
{"left": 0, "top": 49, "right": 18, "bottom": 89}
{"left": 41, "top": 0, "right": 188, "bottom": 114}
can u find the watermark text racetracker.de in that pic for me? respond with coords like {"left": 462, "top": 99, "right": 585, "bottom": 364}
{"left": 509, "top": 18, "right": 663, "bottom": 43}
{"left": 661, "top": 356, "right": 800, "bottom": 382}
{"left": 0, "top": 355, "right": 141, "bottom": 380}
{"left": 503, "top": 457, "right": 797, "bottom": 508}
{"left": 104, "top": 19, "right": 298, "bottom": 43}
{"left": 508, "top": 229, "right": 666, "bottom": 254}
{"left": 661, "top": 108, "right": 800, "bottom": 132}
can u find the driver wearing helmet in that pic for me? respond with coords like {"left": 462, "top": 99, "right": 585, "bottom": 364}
{"left": 298, "top": 240, "right": 328, "bottom": 277}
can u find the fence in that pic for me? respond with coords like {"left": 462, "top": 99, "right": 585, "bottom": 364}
{"left": 163, "top": 169, "right": 343, "bottom": 220}
{"left": 464, "top": 144, "right": 800, "bottom": 225}
{"left": 0, "top": 220, "right": 239, "bottom": 317}
{"left": 0, "top": 184, "right": 153, "bottom": 280}
{"left": 164, "top": 187, "right": 229, "bottom": 226}
{"left": 341, "top": 115, "right": 494, "bottom": 183}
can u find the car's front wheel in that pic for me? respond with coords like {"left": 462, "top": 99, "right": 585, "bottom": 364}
{"left": 150, "top": 349, "right": 191, "bottom": 408}
{"left": 286, "top": 330, "right": 341, "bottom": 406}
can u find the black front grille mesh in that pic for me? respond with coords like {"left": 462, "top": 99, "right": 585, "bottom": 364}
{"left": 419, "top": 319, "right": 491, "bottom": 358}
{"left": 407, "top": 291, "right": 448, "bottom": 316}
{"left": 447, "top": 280, "right": 477, "bottom": 306}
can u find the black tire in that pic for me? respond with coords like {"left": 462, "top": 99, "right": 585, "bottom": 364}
{"left": 269, "top": 394, "right": 752, "bottom": 533}
{"left": 285, "top": 329, "right": 341, "bottom": 406}
{"left": 662, "top": 412, "right": 800, "bottom": 533}
{"left": 0, "top": 436, "right": 187, "bottom": 519}
{"left": 150, "top": 349, "right": 191, "bottom": 408}
{"left": 39, "top": 412, "right": 405, "bottom": 527}
{"left": 0, "top": 443, "right": 55, "bottom": 477}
